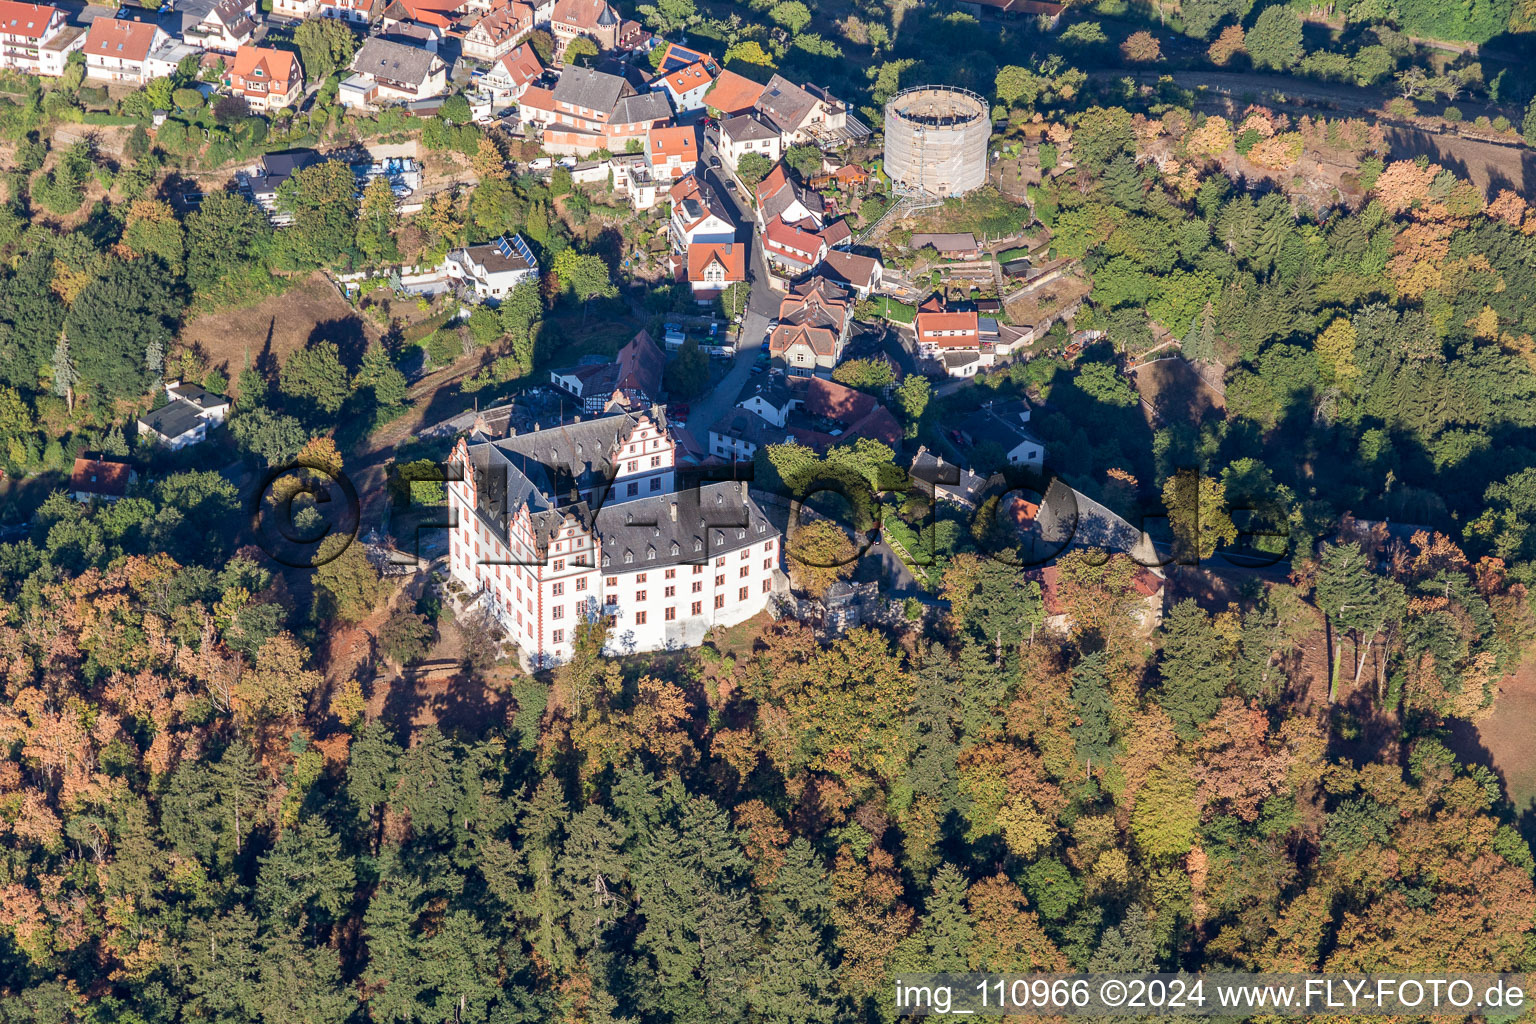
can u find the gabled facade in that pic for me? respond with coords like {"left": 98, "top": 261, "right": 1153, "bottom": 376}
{"left": 318, "top": 0, "right": 377, "bottom": 26}
{"left": 652, "top": 56, "right": 714, "bottom": 111}
{"left": 753, "top": 74, "right": 855, "bottom": 147}
{"left": 518, "top": 64, "right": 669, "bottom": 154}
{"left": 685, "top": 241, "right": 745, "bottom": 302}
{"left": 768, "top": 276, "right": 852, "bottom": 376}
{"left": 447, "top": 409, "right": 782, "bottom": 667}
{"left": 717, "top": 113, "right": 780, "bottom": 170}
{"left": 70, "top": 457, "right": 137, "bottom": 503}
{"left": 225, "top": 44, "right": 302, "bottom": 111}
{"left": 761, "top": 215, "right": 827, "bottom": 275}
{"left": 169, "top": 0, "right": 258, "bottom": 54}
{"left": 460, "top": 1, "right": 532, "bottom": 62}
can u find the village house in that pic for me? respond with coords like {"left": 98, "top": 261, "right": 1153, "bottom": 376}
{"left": 611, "top": 155, "right": 661, "bottom": 211}
{"left": 224, "top": 44, "right": 302, "bottom": 111}
{"left": 549, "top": 0, "right": 618, "bottom": 51}
{"left": 707, "top": 408, "right": 778, "bottom": 461}
{"left": 376, "top": 0, "right": 459, "bottom": 47}
{"left": 645, "top": 122, "right": 697, "bottom": 180}
{"left": 717, "top": 113, "right": 781, "bottom": 170}
{"left": 84, "top": 17, "right": 168, "bottom": 83}
{"left": 667, "top": 173, "right": 735, "bottom": 251}
{"left": 442, "top": 234, "right": 538, "bottom": 303}
{"left": 164, "top": 0, "right": 257, "bottom": 53}
{"left": 734, "top": 374, "right": 797, "bottom": 427}
{"left": 754, "top": 163, "right": 823, "bottom": 230}
{"left": 271, "top": 0, "right": 318, "bottom": 19}
{"left": 460, "top": 2, "right": 532, "bottom": 62}
{"left": 69, "top": 457, "right": 137, "bottom": 503}
{"left": 478, "top": 40, "right": 541, "bottom": 107}
{"left": 954, "top": 399, "right": 1044, "bottom": 468}
{"left": 137, "top": 381, "right": 231, "bottom": 450}
{"left": 753, "top": 73, "right": 865, "bottom": 147}
{"left": 768, "top": 277, "right": 852, "bottom": 376}
{"left": 762, "top": 216, "right": 827, "bottom": 276}
{"left": 651, "top": 51, "right": 716, "bottom": 112}
{"left": 909, "top": 447, "right": 990, "bottom": 509}
{"left": 915, "top": 299, "right": 998, "bottom": 378}
{"left": 0, "top": 1, "right": 80, "bottom": 76}
{"left": 318, "top": 0, "right": 377, "bottom": 24}
{"left": 910, "top": 231, "right": 981, "bottom": 260}
{"left": 340, "top": 37, "right": 447, "bottom": 109}
{"left": 518, "top": 64, "right": 671, "bottom": 155}
{"left": 685, "top": 241, "right": 746, "bottom": 303}
{"left": 549, "top": 330, "right": 665, "bottom": 413}
{"left": 447, "top": 409, "right": 782, "bottom": 667}
{"left": 816, "top": 249, "right": 883, "bottom": 299}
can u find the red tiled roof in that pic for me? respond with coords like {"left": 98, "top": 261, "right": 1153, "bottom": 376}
{"left": 230, "top": 44, "right": 296, "bottom": 88}
{"left": 495, "top": 41, "right": 542, "bottom": 84}
{"left": 763, "top": 216, "right": 824, "bottom": 262}
{"left": 706, "top": 68, "right": 765, "bottom": 115}
{"left": 648, "top": 123, "right": 698, "bottom": 162}
{"left": 86, "top": 18, "right": 159, "bottom": 63}
{"left": 0, "top": 1, "right": 59, "bottom": 40}
{"left": 770, "top": 323, "right": 838, "bottom": 358}
{"left": 686, "top": 241, "right": 746, "bottom": 283}
{"left": 550, "top": 0, "right": 615, "bottom": 31}
{"left": 660, "top": 59, "right": 713, "bottom": 96}
{"left": 916, "top": 309, "right": 980, "bottom": 348}
{"left": 69, "top": 458, "right": 133, "bottom": 497}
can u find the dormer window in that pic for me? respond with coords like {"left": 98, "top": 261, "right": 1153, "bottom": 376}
{"left": 624, "top": 551, "right": 633, "bottom": 564}
{"left": 671, "top": 542, "right": 679, "bottom": 555}
{"left": 647, "top": 548, "right": 655, "bottom": 560}
{"left": 693, "top": 539, "right": 702, "bottom": 552}
{"left": 757, "top": 522, "right": 766, "bottom": 534}
{"left": 602, "top": 554, "right": 611, "bottom": 566}
{"left": 737, "top": 529, "right": 746, "bottom": 540}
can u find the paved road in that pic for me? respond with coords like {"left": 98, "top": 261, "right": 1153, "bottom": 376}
{"left": 680, "top": 132, "right": 781, "bottom": 447}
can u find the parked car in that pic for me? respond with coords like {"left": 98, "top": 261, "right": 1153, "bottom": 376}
{"left": 708, "top": 156, "right": 721, "bottom": 169}
{"left": 723, "top": 179, "right": 737, "bottom": 191}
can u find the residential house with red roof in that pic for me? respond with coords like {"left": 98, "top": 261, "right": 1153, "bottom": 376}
{"left": 754, "top": 163, "right": 823, "bottom": 230}
{"left": 224, "top": 44, "right": 301, "bottom": 110}
{"left": 645, "top": 123, "right": 697, "bottom": 180}
{"left": 704, "top": 68, "right": 764, "bottom": 116}
{"left": 0, "top": 1, "right": 77, "bottom": 76}
{"left": 84, "top": 17, "right": 168, "bottom": 83}
{"left": 762, "top": 216, "right": 827, "bottom": 276}
{"left": 480, "top": 40, "right": 541, "bottom": 106}
{"left": 519, "top": 64, "right": 671, "bottom": 154}
{"left": 461, "top": 1, "right": 532, "bottom": 61}
{"left": 768, "top": 277, "right": 852, "bottom": 376}
{"left": 550, "top": 0, "right": 618, "bottom": 51}
{"left": 685, "top": 241, "right": 746, "bottom": 302}
{"left": 914, "top": 297, "right": 1003, "bottom": 378}
{"left": 652, "top": 55, "right": 715, "bottom": 112}
{"left": 70, "top": 457, "right": 137, "bottom": 503}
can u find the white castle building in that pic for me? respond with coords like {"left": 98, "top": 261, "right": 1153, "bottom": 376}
{"left": 447, "top": 407, "right": 783, "bottom": 667}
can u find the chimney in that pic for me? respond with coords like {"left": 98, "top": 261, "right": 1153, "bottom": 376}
{"left": 669, "top": 501, "right": 677, "bottom": 522}
{"left": 739, "top": 480, "right": 748, "bottom": 503}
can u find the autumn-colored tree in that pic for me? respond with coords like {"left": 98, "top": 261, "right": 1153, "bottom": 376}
{"left": 1121, "top": 31, "right": 1162, "bottom": 62}
{"left": 313, "top": 533, "right": 386, "bottom": 622}
{"left": 1314, "top": 317, "right": 1359, "bottom": 389}
{"left": 786, "top": 517, "right": 859, "bottom": 599}
{"left": 1207, "top": 24, "right": 1244, "bottom": 64}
